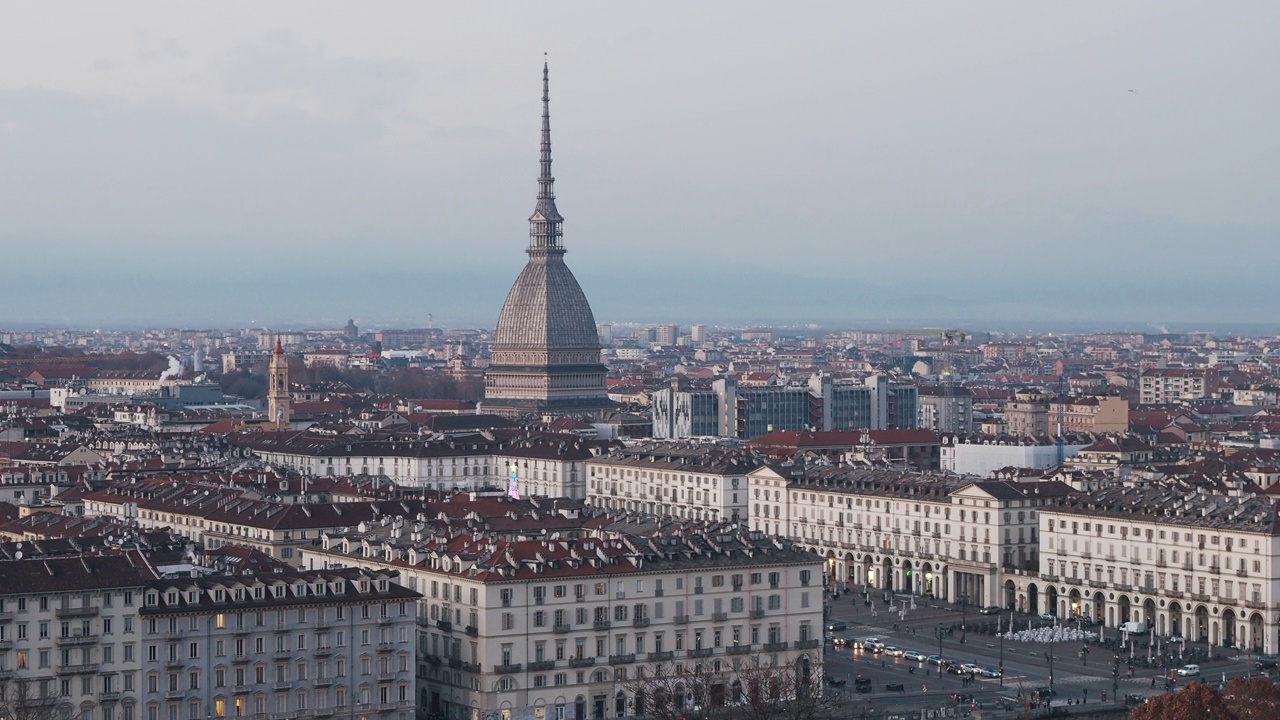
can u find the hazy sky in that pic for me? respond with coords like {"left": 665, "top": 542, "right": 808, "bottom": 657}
{"left": 0, "top": 2, "right": 1276, "bottom": 330}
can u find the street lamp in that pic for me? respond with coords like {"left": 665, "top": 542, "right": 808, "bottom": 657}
{"left": 1045, "top": 639, "right": 1055, "bottom": 697}
{"left": 1111, "top": 654, "right": 1120, "bottom": 704}
{"left": 937, "top": 626, "right": 945, "bottom": 684}
{"left": 999, "top": 615, "right": 1005, "bottom": 688}
{"left": 960, "top": 593, "right": 969, "bottom": 645}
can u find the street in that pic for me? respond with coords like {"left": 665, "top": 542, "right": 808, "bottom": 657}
{"left": 819, "top": 590, "right": 1272, "bottom": 714}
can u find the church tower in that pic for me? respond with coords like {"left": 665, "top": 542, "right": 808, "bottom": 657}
{"left": 484, "top": 61, "right": 610, "bottom": 417}
{"left": 267, "top": 337, "right": 291, "bottom": 429}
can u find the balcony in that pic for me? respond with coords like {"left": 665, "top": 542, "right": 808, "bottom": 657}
{"left": 794, "top": 639, "right": 820, "bottom": 650}
{"left": 448, "top": 658, "right": 462, "bottom": 669}
{"left": 694, "top": 586, "right": 704, "bottom": 595}
{"left": 750, "top": 609, "right": 765, "bottom": 620}
{"left": 377, "top": 672, "right": 399, "bottom": 682}
{"left": 273, "top": 650, "right": 292, "bottom": 660}
{"left": 273, "top": 623, "right": 290, "bottom": 634}
{"left": 1087, "top": 580, "right": 1106, "bottom": 589}
{"left": 726, "top": 644, "right": 752, "bottom": 655}
{"left": 493, "top": 663, "right": 522, "bottom": 674}
{"left": 99, "top": 692, "right": 121, "bottom": 703}
{"left": 568, "top": 657, "right": 596, "bottom": 668}
{"left": 1104, "top": 554, "right": 1116, "bottom": 563}
{"left": 528, "top": 660, "right": 556, "bottom": 671}
{"left": 314, "top": 677, "right": 334, "bottom": 687}
{"left": 436, "top": 620, "right": 452, "bottom": 633}
{"left": 632, "top": 617, "right": 650, "bottom": 628}
{"left": 552, "top": 624, "right": 571, "bottom": 634}
{"left": 1113, "top": 583, "right": 1133, "bottom": 592}
{"left": 273, "top": 682, "right": 293, "bottom": 691}
{"left": 1246, "top": 600, "right": 1266, "bottom": 610}
{"left": 55, "top": 606, "right": 99, "bottom": 619}
{"left": 1040, "top": 574, "right": 1059, "bottom": 583}
{"left": 1156, "top": 559, "right": 1167, "bottom": 568}
{"left": 711, "top": 612, "right": 728, "bottom": 622}
{"left": 1080, "top": 551, "right": 1092, "bottom": 560}
{"left": 1166, "top": 590, "right": 1184, "bottom": 598}
{"left": 593, "top": 620, "right": 612, "bottom": 631}
{"left": 687, "top": 648, "right": 714, "bottom": 659}
{"left": 1191, "top": 593, "right": 1211, "bottom": 602}
{"left": 654, "top": 588, "right": 665, "bottom": 597}
{"left": 1208, "top": 565, "right": 1221, "bottom": 575}
{"left": 762, "top": 642, "right": 788, "bottom": 653}
{"left": 165, "top": 690, "right": 186, "bottom": 700}
{"left": 425, "top": 654, "right": 441, "bottom": 665}
{"left": 674, "top": 615, "right": 689, "bottom": 624}
{"left": 233, "top": 685, "right": 253, "bottom": 695}
{"left": 59, "top": 663, "right": 99, "bottom": 675}
{"left": 462, "top": 662, "right": 481, "bottom": 673}
{"left": 647, "top": 651, "right": 674, "bottom": 662}
{"left": 377, "top": 641, "right": 397, "bottom": 653}
{"left": 1237, "top": 569, "right": 1249, "bottom": 578}
{"left": 315, "top": 646, "right": 332, "bottom": 657}
{"left": 57, "top": 633, "right": 99, "bottom": 647}
{"left": 608, "top": 654, "right": 636, "bottom": 665}
{"left": 464, "top": 625, "right": 478, "bottom": 637}
{"left": 166, "top": 658, "right": 185, "bottom": 669}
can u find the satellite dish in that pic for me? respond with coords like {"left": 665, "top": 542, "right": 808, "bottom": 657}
{"left": 14, "top": 551, "right": 22, "bottom": 560}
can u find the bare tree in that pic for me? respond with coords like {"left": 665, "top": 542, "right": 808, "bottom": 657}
{"left": 0, "top": 678, "right": 60, "bottom": 720}
{"left": 623, "top": 655, "right": 843, "bottom": 720}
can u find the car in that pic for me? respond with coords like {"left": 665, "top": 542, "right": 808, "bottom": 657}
{"left": 885, "top": 683, "right": 905, "bottom": 692}
{"left": 826, "top": 621, "right": 847, "bottom": 632}
{"left": 927, "top": 655, "right": 943, "bottom": 666}
{"left": 832, "top": 637, "right": 849, "bottom": 649}
{"left": 1039, "top": 612, "right": 1055, "bottom": 621}
{"left": 1036, "top": 687, "right": 1056, "bottom": 699}
{"left": 959, "top": 663, "right": 982, "bottom": 674}
{"left": 854, "top": 677, "right": 873, "bottom": 693}
{"left": 978, "top": 606, "right": 1001, "bottom": 615}
{"left": 1256, "top": 657, "right": 1279, "bottom": 670}
{"left": 903, "top": 651, "right": 928, "bottom": 662}
{"left": 863, "top": 639, "right": 885, "bottom": 653}
{"left": 1177, "top": 664, "right": 1200, "bottom": 677}
{"left": 1125, "top": 693, "right": 1148, "bottom": 706}
{"left": 1169, "top": 634, "right": 1185, "bottom": 643}
{"left": 980, "top": 666, "right": 1002, "bottom": 678}
{"left": 884, "top": 646, "right": 905, "bottom": 657}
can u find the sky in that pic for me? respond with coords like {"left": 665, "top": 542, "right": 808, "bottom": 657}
{"left": 0, "top": 2, "right": 1277, "bottom": 331}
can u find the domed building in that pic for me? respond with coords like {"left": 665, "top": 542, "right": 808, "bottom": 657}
{"left": 483, "top": 63, "right": 610, "bottom": 417}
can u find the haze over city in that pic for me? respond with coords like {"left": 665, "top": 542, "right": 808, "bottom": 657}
{"left": 0, "top": 2, "right": 1276, "bottom": 329}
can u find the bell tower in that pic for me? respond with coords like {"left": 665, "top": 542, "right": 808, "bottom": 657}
{"left": 267, "top": 337, "right": 291, "bottom": 429}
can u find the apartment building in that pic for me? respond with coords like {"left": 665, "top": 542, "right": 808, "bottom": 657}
{"left": 1140, "top": 368, "right": 1213, "bottom": 405}
{"left": 139, "top": 568, "right": 419, "bottom": 720}
{"left": 231, "top": 431, "right": 612, "bottom": 498}
{"left": 747, "top": 464, "right": 1072, "bottom": 607}
{"left": 1024, "top": 484, "right": 1280, "bottom": 653}
{"left": 0, "top": 553, "right": 156, "bottom": 720}
{"left": 80, "top": 480, "right": 429, "bottom": 565}
{"left": 584, "top": 443, "right": 763, "bottom": 522}
{"left": 299, "top": 522, "right": 823, "bottom": 720}
{"left": 1046, "top": 395, "right": 1129, "bottom": 434}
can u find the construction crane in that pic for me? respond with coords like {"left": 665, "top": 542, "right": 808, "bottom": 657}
{"left": 939, "top": 330, "right": 967, "bottom": 432}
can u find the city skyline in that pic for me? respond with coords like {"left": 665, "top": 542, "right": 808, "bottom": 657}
{"left": 0, "top": 3, "right": 1277, "bottom": 328}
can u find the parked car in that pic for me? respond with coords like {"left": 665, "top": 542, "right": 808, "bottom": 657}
{"left": 927, "top": 655, "right": 943, "bottom": 667}
{"left": 885, "top": 683, "right": 905, "bottom": 692}
{"left": 1125, "top": 693, "right": 1148, "bottom": 706}
{"left": 1169, "top": 634, "right": 1185, "bottom": 643}
{"left": 1177, "top": 664, "right": 1201, "bottom": 677}
{"left": 826, "top": 621, "right": 847, "bottom": 632}
{"left": 854, "top": 677, "right": 873, "bottom": 693}
{"left": 884, "top": 646, "right": 905, "bottom": 658}
{"left": 979, "top": 606, "right": 1001, "bottom": 615}
{"left": 1036, "top": 687, "right": 1056, "bottom": 699}
{"left": 904, "top": 651, "right": 928, "bottom": 662}
{"left": 1039, "top": 613, "right": 1055, "bottom": 621}
{"left": 980, "top": 666, "right": 1002, "bottom": 678}
{"left": 832, "top": 637, "right": 849, "bottom": 649}
{"left": 1256, "top": 657, "right": 1279, "bottom": 670}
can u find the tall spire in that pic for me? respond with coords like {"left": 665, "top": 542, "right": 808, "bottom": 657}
{"left": 529, "top": 56, "right": 564, "bottom": 253}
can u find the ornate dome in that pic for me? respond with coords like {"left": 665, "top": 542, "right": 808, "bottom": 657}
{"left": 494, "top": 252, "right": 600, "bottom": 350}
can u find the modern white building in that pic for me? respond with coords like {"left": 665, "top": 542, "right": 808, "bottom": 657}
{"left": 940, "top": 434, "right": 1090, "bottom": 477}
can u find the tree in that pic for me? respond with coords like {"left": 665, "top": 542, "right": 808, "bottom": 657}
{"left": 1130, "top": 681, "right": 1235, "bottom": 720}
{"left": 0, "top": 678, "right": 60, "bottom": 720}
{"left": 1221, "top": 676, "right": 1280, "bottom": 720}
{"left": 622, "top": 655, "right": 843, "bottom": 720}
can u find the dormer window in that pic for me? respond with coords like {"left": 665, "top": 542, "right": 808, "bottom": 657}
{"left": 146, "top": 593, "right": 159, "bottom": 607}
{"left": 253, "top": 587, "right": 264, "bottom": 599}
{"left": 187, "top": 591, "right": 198, "bottom": 604}
{"left": 377, "top": 580, "right": 388, "bottom": 592}
{"left": 273, "top": 586, "right": 285, "bottom": 598}
{"left": 215, "top": 590, "right": 226, "bottom": 602}
{"left": 166, "top": 592, "right": 178, "bottom": 605}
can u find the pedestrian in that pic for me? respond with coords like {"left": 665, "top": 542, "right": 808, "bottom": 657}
{"left": 1151, "top": 676, "right": 1156, "bottom": 688}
